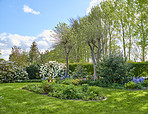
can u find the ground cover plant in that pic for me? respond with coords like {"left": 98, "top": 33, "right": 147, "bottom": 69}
{"left": 23, "top": 81, "right": 105, "bottom": 101}
{"left": 0, "top": 83, "right": 148, "bottom": 113}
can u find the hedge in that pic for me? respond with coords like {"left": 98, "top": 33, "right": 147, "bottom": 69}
{"left": 69, "top": 62, "right": 148, "bottom": 77}
{"left": 130, "top": 61, "right": 148, "bottom": 77}
{"left": 15, "top": 79, "right": 42, "bottom": 83}
{"left": 69, "top": 63, "right": 93, "bottom": 75}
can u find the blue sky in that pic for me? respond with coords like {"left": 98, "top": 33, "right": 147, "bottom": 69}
{"left": 0, "top": 0, "right": 100, "bottom": 60}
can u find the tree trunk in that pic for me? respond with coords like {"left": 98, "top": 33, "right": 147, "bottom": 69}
{"left": 73, "top": 47, "right": 77, "bottom": 62}
{"left": 64, "top": 47, "right": 69, "bottom": 76}
{"left": 76, "top": 47, "right": 79, "bottom": 63}
{"left": 109, "top": 25, "right": 112, "bottom": 56}
{"left": 128, "top": 34, "right": 132, "bottom": 61}
{"left": 141, "top": 21, "right": 145, "bottom": 62}
{"left": 121, "top": 21, "right": 126, "bottom": 61}
{"left": 97, "top": 38, "right": 101, "bottom": 61}
{"left": 88, "top": 42, "right": 98, "bottom": 80}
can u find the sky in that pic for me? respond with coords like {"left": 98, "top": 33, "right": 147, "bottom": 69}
{"left": 0, "top": 0, "right": 101, "bottom": 60}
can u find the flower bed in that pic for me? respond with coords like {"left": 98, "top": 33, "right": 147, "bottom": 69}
{"left": 22, "top": 81, "right": 106, "bottom": 101}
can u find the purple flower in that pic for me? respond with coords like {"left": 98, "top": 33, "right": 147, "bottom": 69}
{"left": 139, "top": 77, "right": 144, "bottom": 83}
{"left": 132, "top": 77, "right": 137, "bottom": 83}
{"left": 137, "top": 79, "right": 140, "bottom": 83}
{"left": 84, "top": 78, "right": 87, "bottom": 81}
{"left": 66, "top": 75, "right": 70, "bottom": 78}
{"left": 132, "top": 77, "right": 144, "bottom": 83}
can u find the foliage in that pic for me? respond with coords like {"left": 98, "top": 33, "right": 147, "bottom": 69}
{"left": 125, "top": 77, "right": 146, "bottom": 89}
{"left": 86, "top": 80, "right": 124, "bottom": 89}
{"left": 82, "top": 84, "right": 89, "bottom": 92}
{"left": 57, "top": 78, "right": 72, "bottom": 85}
{"left": 22, "top": 84, "right": 43, "bottom": 94}
{"left": 69, "top": 63, "right": 93, "bottom": 75}
{"left": 15, "top": 79, "right": 42, "bottom": 83}
{"left": 143, "top": 80, "right": 148, "bottom": 87}
{"left": 54, "top": 22, "right": 74, "bottom": 76}
{"left": 72, "top": 78, "right": 86, "bottom": 86}
{"left": 9, "top": 46, "right": 29, "bottom": 67}
{"left": 26, "top": 63, "right": 40, "bottom": 79}
{"left": 29, "top": 41, "right": 40, "bottom": 63}
{"left": 0, "top": 60, "right": 28, "bottom": 83}
{"left": 39, "top": 61, "right": 65, "bottom": 80}
{"left": 130, "top": 62, "right": 148, "bottom": 77}
{"left": 24, "top": 83, "right": 104, "bottom": 101}
{"left": 97, "top": 53, "right": 133, "bottom": 84}
{"left": 124, "top": 81, "right": 136, "bottom": 89}
{"left": 71, "top": 65, "right": 88, "bottom": 79}
{"left": 139, "top": 72, "right": 148, "bottom": 77}
{"left": 41, "top": 80, "right": 54, "bottom": 93}
{"left": 50, "top": 84, "right": 79, "bottom": 99}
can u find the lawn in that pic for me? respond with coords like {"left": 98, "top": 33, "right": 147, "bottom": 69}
{"left": 0, "top": 83, "right": 148, "bottom": 114}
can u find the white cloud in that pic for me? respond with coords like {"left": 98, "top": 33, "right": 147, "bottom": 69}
{"left": 38, "top": 30, "right": 56, "bottom": 43}
{"left": 0, "top": 30, "right": 56, "bottom": 60}
{"left": 86, "top": 0, "right": 100, "bottom": 14}
{"left": 23, "top": 5, "right": 40, "bottom": 15}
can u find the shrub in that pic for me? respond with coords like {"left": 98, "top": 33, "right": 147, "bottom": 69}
{"left": 97, "top": 53, "right": 133, "bottom": 84}
{"left": 22, "top": 84, "right": 43, "bottom": 94}
{"left": 138, "top": 72, "right": 148, "bottom": 77}
{"left": 124, "top": 81, "right": 136, "bottom": 89}
{"left": 0, "top": 60, "right": 28, "bottom": 83}
{"left": 125, "top": 77, "right": 146, "bottom": 89}
{"left": 49, "top": 84, "right": 104, "bottom": 100}
{"left": 39, "top": 61, "right": 65, "bottom": 80}
{"left": 143, "top": 80, "right": 148, "bottom": 87}
{"left": 41, "top": 80, "right": 54, "bottom": 93}
{"left": 26, "top": 64, "right": 40, "bottom": 79}
{"left": 72, "top": 78, "right": 86, "bottom": 86}
{"left": 60, "top": 78, "right": 72, "bottom": 85}
{"left": 61, "top": 84, "right": 78, "bottom": 99}
{"left": 82, "top": 84, "right": 89, "bottom": 92}
{"left": 24, "top": 83, "right": 105, "bottom": 101}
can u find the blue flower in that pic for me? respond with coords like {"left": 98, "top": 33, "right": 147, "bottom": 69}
{"left": 84, "top": 78, "right": 87, "bottom": 81}
{"left": 66, "top": 75, "right": 70, "bottom": 78}
{"left": 132, "top": 77, "right": 144, "bottom": 83}
{"left": 139, "top": 77, "right": 144, "bottom": 83}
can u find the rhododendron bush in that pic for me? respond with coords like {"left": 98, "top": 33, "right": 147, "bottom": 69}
{"left": 0, "top": 60, "right": 28, "bottom": 83}
{"left": 39, "top": 61, "right": 65, "bottom": 80}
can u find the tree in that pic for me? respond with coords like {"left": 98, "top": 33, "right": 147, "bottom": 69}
{"left": 135, "top": 0, "right": 148, "bottom": 62}
{"left": 54, "top": 22, "right": 74, "bottom": 76}
{"left": 9, "top": 46, "right": 28, "bottom": 67}
{"left": 78, "top": 5, "right": 107, "bottom": 80}
{"left": 29, "top": 41, "right": 40, "bottom": 63}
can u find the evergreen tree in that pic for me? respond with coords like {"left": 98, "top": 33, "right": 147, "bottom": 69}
{"left": 29, "top": 41, "right": 40, "bottom": 63}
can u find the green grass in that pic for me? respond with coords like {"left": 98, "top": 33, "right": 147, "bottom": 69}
{"left": 0, "top": 83, "right": 148, "bottom": 114}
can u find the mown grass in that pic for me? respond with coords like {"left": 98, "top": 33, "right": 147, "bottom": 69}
{"left": 0, "top": 83, "right": 148, "bottom": 114}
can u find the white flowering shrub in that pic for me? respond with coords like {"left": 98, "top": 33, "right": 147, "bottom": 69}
{"left": 39, "top": 61, "right": 65, "bottom": 80}
{"left": 0, "top": 60, "right": 28, "bottom": 83}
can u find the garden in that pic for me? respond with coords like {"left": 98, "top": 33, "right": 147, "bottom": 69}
{"left": 0, "top": 54, "right": 148, "bottom": 113}
{"left": 0, "top": 0, "right": 148, "bottom": 113}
